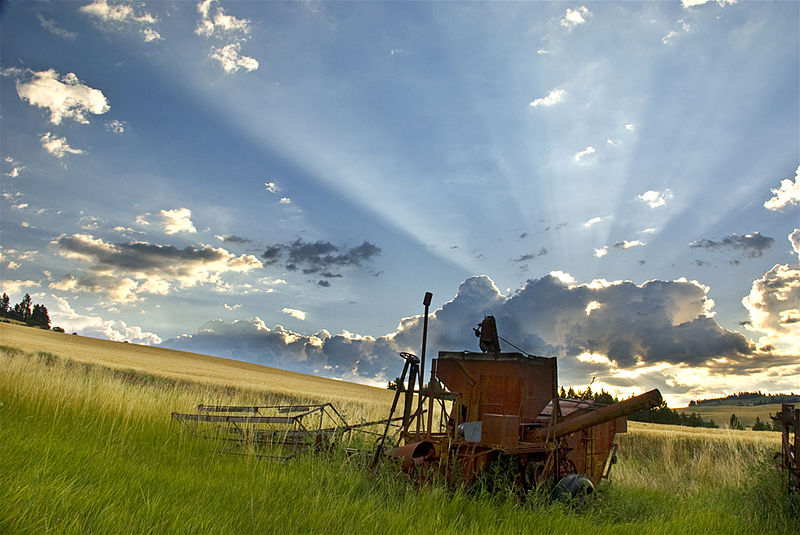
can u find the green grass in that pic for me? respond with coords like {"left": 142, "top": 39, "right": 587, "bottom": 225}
{"left": 1, "top": 345, "right": 797, "bottom": 534}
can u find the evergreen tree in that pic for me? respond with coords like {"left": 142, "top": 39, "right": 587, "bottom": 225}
{"left": 30, "top": 304, "right": 51, "bottom": 329}
{"left": 0, "top": 293, "right": 9, "bottom": 316}
{"left": 12, "top": 294, "right": 32, "bottom": 323}
{"left": 729, "top": 413, "right": 743, "bottom": 430}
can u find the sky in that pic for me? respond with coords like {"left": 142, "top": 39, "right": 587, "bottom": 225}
{"left": 1, "top": 0, "right": 798, "bottom": 406}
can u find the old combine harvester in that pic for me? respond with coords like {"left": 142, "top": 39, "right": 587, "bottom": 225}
{"left": 373, "top": 310, "right": 662, "bottom": 497}
{"left": 173, "top": 292, "right": 661, "bottom": 498}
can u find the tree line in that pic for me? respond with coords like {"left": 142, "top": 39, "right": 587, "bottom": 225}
{"left": 0, "top": 293, "right": 54, "bottom": 330}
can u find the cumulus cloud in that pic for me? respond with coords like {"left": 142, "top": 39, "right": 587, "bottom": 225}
{"left": 790, "top": 229, "right": 800, "bottom": 261}
{"left": 160, "top": 273, "right": 782, "bottom": 395}
{"left": 574, "top": 146, "right": 596, "bottom": 162}
{"left": 105, "top": 119, "right": 127, "bottom": 134}
{"left": 764, "top": 166, "right": 800, "bottom": 211}
{"left": 37, "top": 13, "right": 78, "bottom": 40}
{"left": 637, "top": 189, "right": 673, "bottom": 208}
{"left": 279, "top": 197, "right": 292, "bottom": 204}
{"left": 561, "top": 6, "right": 591, "bottom": 28}
{"left": 265, "top": 182, "right": 280, "bottom": 193}
{"left": 529, "top": 88, "right": 565, "bottom": 108}
{"left": 52, "top": 233, "right": 262, "bottom": 302}
{"left": 80, "top": 0, "right": 161, "bottom": 42}
{"left": 282, "top": 308, "right": 307, "bottom": 320}
{"left": 161, "top": 317, "right": 394, "bottom": 383}
{"left": 261, "top": 238, "right": 381, "bottom": 282}
{"left": 40, "top": 132, "right": 84, "bottom": 158}
{"left": 40, "top": 294, "right": 161, "bottom": 344}
{"left": 594, "top": 247, "right": 608, "bottom": 258}
{"left": 196, "top": 0, "right": 259, "bottom": 73}
{"left": 689, "top": 232, "right": 774, "bottom": 258}
{"left": 210, "top": 42, "right": 260, "bottom": 74}
{"left": 4, "top": 156, "right": 24, "bottom": 178}
{"left": 0, "top": 279, "right": 40, "bottom": 296}
{"left": 14, "top": 69, "right": 109, "bottom": 125}
{"left": 742, "top": 263, "right": 800, "bottom": 354}
{"left": 224, "top": 303, "right": 241, "bottom": 311}
{"left": 158, "top": 208, "right": 197, "bottom": 235}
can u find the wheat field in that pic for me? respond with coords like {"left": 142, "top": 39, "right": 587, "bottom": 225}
{"left": 0, "top": 323, "right": 795, "bottom": 534}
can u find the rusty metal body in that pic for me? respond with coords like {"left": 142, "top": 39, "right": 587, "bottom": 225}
{"left": 388, "top": 349, "right": 661, "bottom": 489}
{"left": 772, "top": 404, "right": 799, "bottom": 493}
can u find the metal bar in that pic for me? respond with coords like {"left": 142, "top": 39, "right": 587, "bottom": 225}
{"left": 172, "top": 412, "right": 299, "bottom": 424}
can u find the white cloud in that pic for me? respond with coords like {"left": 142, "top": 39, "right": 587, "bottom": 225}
{"left": 80, "top": 0, "right": 161, "bottom": 42}
{"left": 105, "top": 119, "right": 127, "bottom": 134}
{"left": 743, "top": 261, "right": 800, "bottom": 354}
{"left": 594, "top": 247, "right": 608, "bottom": 258}
{"left": 12, "top": 203, "right": 28, "bottom": 211}
{"left": 37, "top": 13, "right": 78, "bottom": 40}
{"left": 615, "top": 240, "right": 646, "bottom": 249}
{"left": 196, "top": 0, "right": 251, "bottom": 37}
{"left": 158, "top": 208, "right": 197, "bottom": 235}
{"left": 583, "top": 217, "right": 604, "bottom": 228}
{"left": 574, "top": 146, "right": 596, "bottom": 162}
{"left": 529, "top": 88, "right": 565, "bottom": 108}
{"left": 279, "top": 197, "right": 292, "bottom": 204}
{"left": 42, "top": 294, "right": 162, "bottom": 344}
{"left": 40, "top": 133, "right": 84, "bottom": 158}
{"left": 224, "top": 303, "right": 242, "bottom": 311}
{"left": 790, "top": 229, "right": 800, "bottom": 262}
{"left": 625, "top": 124, "right": 635, "bottom": 131}
{"left": 15, "top": 69, "right": 110, "bottom": 125}
{"left": 7, "top": 261, "right": 20, "bottom": 270}
{"left": 0, "top": 279, "right": 40, "bottom": 296}
{"left": 265, "top": 181, "right": 280, "bottom": 193}
{"left": 642, "top": 227, "right": 657, "bottom": 234}
{"left": 210, "top": 42, "right": 259, "bottom": 74}
{"left": 561, "top": 6, "right": 591, "bottom": 28}
{"left": 4, "top": 156, "right": 24, "bottom": 177}
{"left": 282, "top": 308, "right": 307, "bottom": 320}
{"left": 637, "top": 189, "right": 673, "bottom": 208}
{"left": 196, "top": 0, "right": 259, "bottom": 74}
{"left": 53, "top": 233, "right": 263, "bottom": 302}
{"left": 764, "top": 166, "right": 800, "bottom": 211}
{"left": 682, "top": 0, "right": 737, "bottom": 8}
{"left": 662, "top": 20, "right": 691, "bottom": 45}
{"left": 537, "top": 49, "right": 548, "bottom": 55}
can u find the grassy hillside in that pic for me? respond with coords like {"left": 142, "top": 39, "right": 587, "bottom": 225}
{"left": 0, "top": 322, "right": 393, "bottom": 417}
{"left": 1, "top": 324, "right": 796, "bottom": 534}
{"left": 676, "top": 404, "right": 785, "bottom": 429}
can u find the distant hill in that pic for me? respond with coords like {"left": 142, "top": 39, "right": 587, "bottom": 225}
{"left": 688, "top": 392, "right": 800, "bottom": 407}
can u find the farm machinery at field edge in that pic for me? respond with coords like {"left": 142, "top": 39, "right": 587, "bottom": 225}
{"left": 372, "top": 314, "right": 661, "bottom": 497}
{"left": 172, "top": 292, "right": 662, "bottom": 498}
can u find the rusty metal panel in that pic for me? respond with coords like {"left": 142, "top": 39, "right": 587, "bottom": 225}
{"left": 482, "top": 414, "right": 520, "bottom": 448}
{"left": 436, "top": 352, "right": 556, "bottom": 424}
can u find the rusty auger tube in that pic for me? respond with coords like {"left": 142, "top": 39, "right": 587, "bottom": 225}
{"left": 553, "top": 389, "right": 662, "bottom": 439}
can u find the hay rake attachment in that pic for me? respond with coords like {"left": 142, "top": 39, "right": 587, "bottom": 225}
{"left": 172, "top": 403, "right": 403, "bottom": 462}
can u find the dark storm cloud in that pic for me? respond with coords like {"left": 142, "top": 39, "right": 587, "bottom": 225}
{"left": 217, "top": 234, "right": 251, "bottom": 244}
{"left": 261, "top": 238, "right": 381, "bottom": 281}
{"left": 512, "top": 248, "right": 548, "bottom": 263}
{"left": 689, "top": 232, "right": 774, "bottom": 258}
{"left": 161, "top": 273, "right": 787, "bottom": 389}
